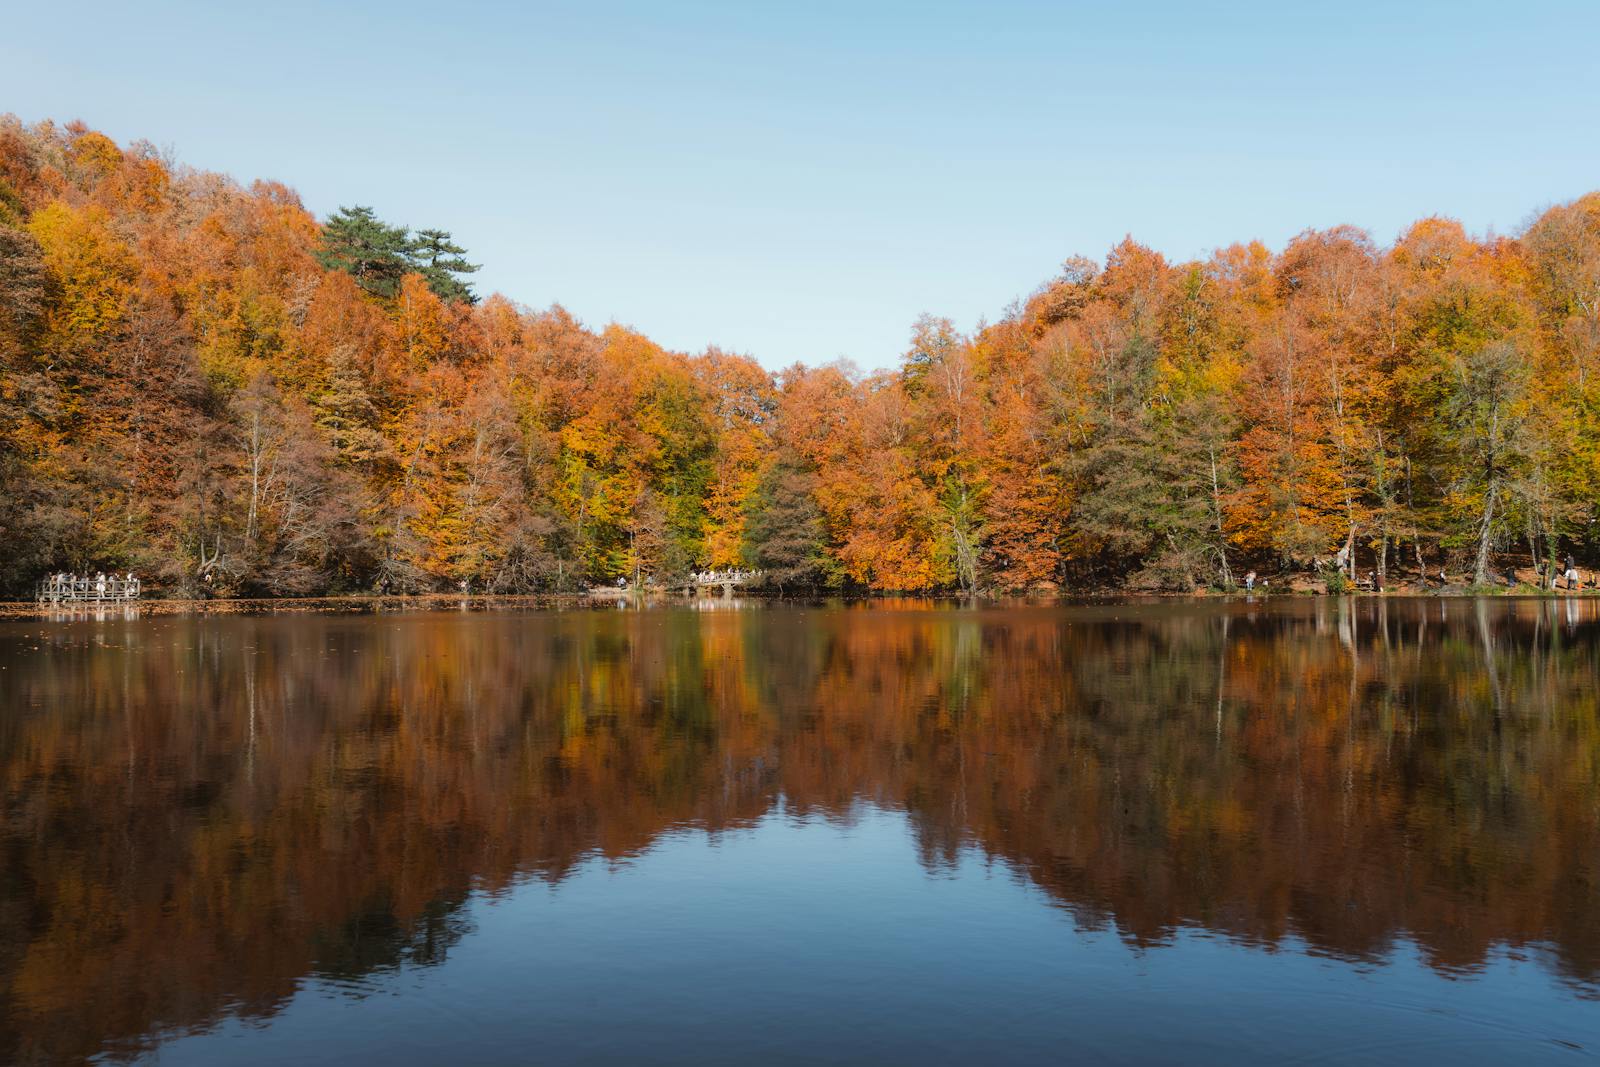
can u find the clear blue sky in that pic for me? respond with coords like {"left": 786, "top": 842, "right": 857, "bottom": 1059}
{"left": 5, "top": 0, "right": 1597, "bottom": 369}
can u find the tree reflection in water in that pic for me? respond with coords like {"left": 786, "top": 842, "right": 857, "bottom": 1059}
{"left": 0, "top": 598, "right": 1596, "bottom": 1062}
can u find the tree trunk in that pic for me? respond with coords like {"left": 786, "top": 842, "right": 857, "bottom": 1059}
{"left": 1473, "top": 480, "right": 1497, "bottom": 586}
{"left": 1208, "top": 445, "right": 1232, "bottom": 588}
{"left": 246, "top": 411, "right": 262, "bottom": 544}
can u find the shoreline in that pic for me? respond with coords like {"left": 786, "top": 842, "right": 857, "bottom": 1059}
{"left": 2, "top": 584, "right": 1596, "bottom": 620}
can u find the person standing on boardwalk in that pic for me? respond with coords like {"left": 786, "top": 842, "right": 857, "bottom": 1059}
{"left": 1244, "top": 570, "right": 1256, "bottom": 591}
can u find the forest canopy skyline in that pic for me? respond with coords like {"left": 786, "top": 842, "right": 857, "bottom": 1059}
{"left": 9, "top": 2, "right": 1594, "bottom": 369}
{"left": 9, "top": 113, "right": 1566, "bottom": 376}
{"left": 1, "top": 115, "right": 1598, "bottom": 598}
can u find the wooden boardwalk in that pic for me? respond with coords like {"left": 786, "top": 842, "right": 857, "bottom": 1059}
{"left": 587, "top": 570, "right": 763, "bottom": 599}
{"left": 37, "top": 575, "right": 142, "bottom": 604}
{"left": 681, "top": 570, "right": 759, "bottom": 596}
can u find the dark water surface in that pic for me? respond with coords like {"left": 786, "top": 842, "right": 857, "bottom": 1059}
{"left": 1, "top": 598, "right": 1597, "bottom": 1064}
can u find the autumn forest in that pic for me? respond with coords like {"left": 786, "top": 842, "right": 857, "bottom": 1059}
{"left": 2, "top": 116, "right": 1599, "bottom": 598}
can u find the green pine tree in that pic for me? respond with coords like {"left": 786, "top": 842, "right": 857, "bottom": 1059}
{"left": 408, "top": 228, "right": 480, "bottom": 304}
{"left": 315, "top": 206, "right": 412, "bottom": 298}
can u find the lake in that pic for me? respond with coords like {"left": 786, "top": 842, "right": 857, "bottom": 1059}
{"left": 0, "top": 598, "right": 1596, "bottom": 1063}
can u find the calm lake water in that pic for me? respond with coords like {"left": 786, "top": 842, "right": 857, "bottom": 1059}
{"left": 1, "top": 598, "right": 1597, "bottom": 1064}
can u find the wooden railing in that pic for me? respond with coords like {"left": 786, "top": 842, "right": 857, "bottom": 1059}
{"left": 37, "top": 575, "right": 142, "bottom": 603}
{"left": 687, "top": 570, "right": 760, "bottom": 588}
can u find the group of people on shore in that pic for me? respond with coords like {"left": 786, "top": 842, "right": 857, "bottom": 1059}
{"left": 691, "top": 568, "right": 759, "bottom": 586}
{"left": 601, "top": 568, "right": 764, "bottom": 591}
{"left": 1546, "top": 556, "right": 1591, "bottom": 591}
